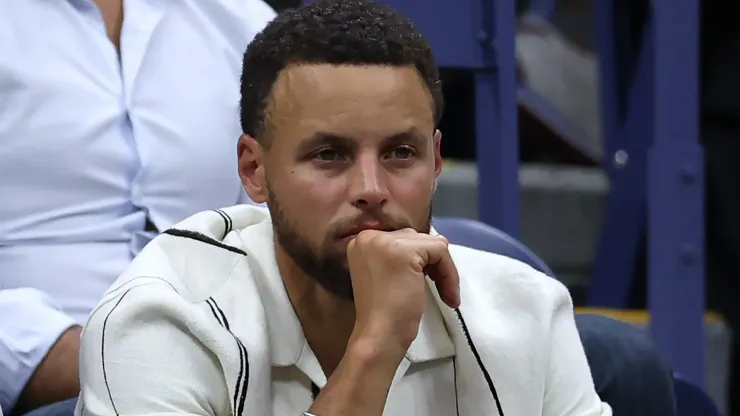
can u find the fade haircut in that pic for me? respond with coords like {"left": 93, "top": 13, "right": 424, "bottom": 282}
{"left": 239, "top": 0, "right": 444, "bottom": 145}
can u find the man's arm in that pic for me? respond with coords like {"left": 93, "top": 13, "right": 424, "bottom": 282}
{"left": 0, "top": 288, "right": 79, "bottom": 414}
{"left": 308, "top": 337, "right": 405, "bottom": 416}
{"left": 542, "top": 280, "right": 612, "bottom": 416}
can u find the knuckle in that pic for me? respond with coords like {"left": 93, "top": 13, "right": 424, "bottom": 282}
{"left": 347, "top": 237, "right": 358, "bottom": 252}
{"left": 354, "top": 229, "right": 380, "bottom": 246}
{"left": 387, "top": 238, "right": 407, "bottom": 255}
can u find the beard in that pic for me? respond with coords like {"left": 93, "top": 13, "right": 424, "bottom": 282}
{"left": 267, "top": 187, "right": 432, "bottom": 302}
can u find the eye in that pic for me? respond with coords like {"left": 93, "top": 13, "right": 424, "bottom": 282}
{"left": 312, "top": 148, "right": 343, "bottom": 162}
{"left": 388, "top": 146, "right": 416, "bottom": 160}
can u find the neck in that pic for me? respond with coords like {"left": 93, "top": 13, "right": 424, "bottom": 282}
{"left": 275, "top": 244, "right": 356, "bottom": 377}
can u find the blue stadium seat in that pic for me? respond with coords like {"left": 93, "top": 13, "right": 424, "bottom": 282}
{"left": 433, "top": 216, "right": 555, "bottom": 277}
{"left": 674, "top": 373, "right": 721, "bottom": 416}
{"left": 432, "top": 216, "right": 720, "bottom": 416}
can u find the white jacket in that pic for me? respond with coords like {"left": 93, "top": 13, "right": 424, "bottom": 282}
{"left": 76, "top": 205, "right": 610, "bottom": 416}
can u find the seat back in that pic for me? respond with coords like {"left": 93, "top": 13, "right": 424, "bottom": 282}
{"left": 673, "top": 373, "right": 721, "bottom": 416}
{"left": 432, "top": 216, "right": 555, "bottom": 277}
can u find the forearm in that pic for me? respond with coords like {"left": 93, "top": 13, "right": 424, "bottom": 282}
{"left": 14, "top": 325, "right": 81, "bottom": 415}
{"left": 0, "top": 288, "right": 79, "bottom": 414}
{"left": 308, "top": 339, "right": 404, "bottom": 416}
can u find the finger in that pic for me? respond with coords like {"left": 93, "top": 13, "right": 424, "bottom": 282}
{"left": 391, "top": 228, "right": 422, "bottom": 236}
{"left": 427, "top": 254, "right": 460, "bottom": 308}
{"left": 392, "top": 229, "right": 448, "bottom": 244}
{"left": 417, "top": 242, "right": 460, "bottom": 308}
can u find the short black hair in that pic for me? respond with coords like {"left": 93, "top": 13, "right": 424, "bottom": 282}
{"left": 239, "top": 0, "right": 444, "bottom": 143}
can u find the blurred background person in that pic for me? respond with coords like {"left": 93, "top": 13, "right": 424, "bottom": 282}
{"left": 0, "top": 0, "right": 275, "bottom": 413}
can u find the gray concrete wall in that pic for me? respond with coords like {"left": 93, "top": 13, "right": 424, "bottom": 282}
{"left": 433, "top": 161, "right": 607, "bottom": 287}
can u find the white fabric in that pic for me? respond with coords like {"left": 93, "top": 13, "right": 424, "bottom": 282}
{"left": 0, "top": 0, "right": 274, "bottom": 321}
{"left": 77, "top": 205, "right": 611, "bottom": 415}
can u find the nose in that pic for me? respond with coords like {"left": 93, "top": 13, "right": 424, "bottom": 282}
{"left": 348, "top": 154, "right": 389, "bottom": 209}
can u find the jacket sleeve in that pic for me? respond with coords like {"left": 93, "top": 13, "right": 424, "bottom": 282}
{"left": 542, "top": 279, "right": 613, "bottom": 416}
{"left": 77, "top": 280, "right": 230, "bottom": 416}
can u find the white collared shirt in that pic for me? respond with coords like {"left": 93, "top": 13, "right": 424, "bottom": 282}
{"left": 77, "top": 206, "right": 610, "bottom": 416}
{"left": 0, "top": 0, "right": 275, "bottom": 411}
{"left": 82, "top": 220, "right": 461, "bottom": 415}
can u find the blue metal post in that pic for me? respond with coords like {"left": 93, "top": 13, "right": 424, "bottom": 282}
{"left": 588, "top": 0, "right": 651, "bottom": 308}
{"left": 476, "top": 0, "right": 519, "bottom": 236}
{"left": 588, "top": 0, "right": 705, "bottom": 381}
{"left": 649, "top": 0, "right": 704, "bottom": 385}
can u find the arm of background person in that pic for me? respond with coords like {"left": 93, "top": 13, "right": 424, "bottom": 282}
{"left": 0, "top": 288, "right": 80, "bottom": 414}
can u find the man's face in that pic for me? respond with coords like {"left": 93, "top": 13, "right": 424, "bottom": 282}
{"left": 239, "top": 64, "right": 442, "bottom": 301}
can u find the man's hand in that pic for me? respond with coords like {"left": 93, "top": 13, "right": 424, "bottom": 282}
{"left": 347, "top": 228, "right": 460, "bottom": 356}
{"left": 308, "top": 229, "right": 460, "bottom": 416}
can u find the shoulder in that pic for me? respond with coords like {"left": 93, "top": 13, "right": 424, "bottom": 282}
{"left": 449, "top": 244, "right": 571, "bottom": 315}
{"left": 79, "top": 280, "right": 234, "bottom": 414}
{"left": 101, "top": 212, "right": 249, "bottom": 308}
{"left": 93, "top": 205, "right": 272, "bottom": 327}
{"left": 83, "top": 278, "right": 230, "bottom": 364}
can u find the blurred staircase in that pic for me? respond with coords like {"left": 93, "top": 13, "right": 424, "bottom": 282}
{"left": 434, "top": 161, "right": 605, "bottom": 296}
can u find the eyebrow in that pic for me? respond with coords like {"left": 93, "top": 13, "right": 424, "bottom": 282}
{"left": 297, "top": 127, "right": 429, "bottom": 154}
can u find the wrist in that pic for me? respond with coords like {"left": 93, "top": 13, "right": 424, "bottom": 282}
{"left": 309, "top": 332, "right": 405, "bottom": 414}
{"left": 346, "top": 333, "right": 407, "bottom": 371}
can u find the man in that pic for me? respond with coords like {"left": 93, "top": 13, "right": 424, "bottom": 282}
{"left": 0, "top": 0, "right": 274, "bottom": 413}
{"left": 76, "top": 1, "right": 674, "bottom": 415}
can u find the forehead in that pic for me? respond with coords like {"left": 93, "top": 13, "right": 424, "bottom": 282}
{"left": 267, "top": 64, "right": 435, "bottom": 141}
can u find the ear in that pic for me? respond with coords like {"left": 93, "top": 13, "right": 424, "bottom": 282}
{"left": 433, "top": 129, "right": 443, "bottom": 179}
{"left": 237, "top": 134, "right": 268, "bottom": 204}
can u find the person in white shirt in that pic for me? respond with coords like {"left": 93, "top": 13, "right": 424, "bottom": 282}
{"left": 0, "top": 0, "right": 274, "bottom": 413}
{"left": 76, "top": 1, "right": 675, "bottom": 415}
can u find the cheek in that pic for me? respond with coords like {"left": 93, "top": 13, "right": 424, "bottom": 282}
{"left": 288, "top": 170, "right": 345, "bottom": 207}
{"left": 279, "top": 169, "right": 345, "bottom": 230}
{"left": 389, "top": 171, "right": 435, "bottom": 214}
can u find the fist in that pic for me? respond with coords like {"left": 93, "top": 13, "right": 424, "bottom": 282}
{"left": 347, "top": 229, "right": 460, "bottom": 353}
